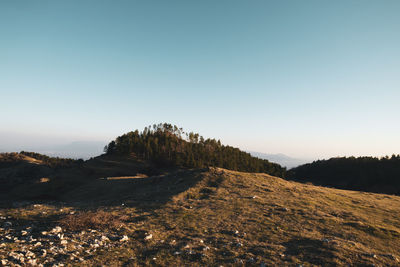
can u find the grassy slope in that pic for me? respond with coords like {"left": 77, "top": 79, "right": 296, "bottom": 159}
{"left": 1, "top": 168, "right": 400, "bottom": 266}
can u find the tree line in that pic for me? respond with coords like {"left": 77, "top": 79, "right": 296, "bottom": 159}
{"left": 104, "top": 123, "right": 286, "bottom": 177}
{"left": 287, "top": 155, "right": 400, "bottom": 195}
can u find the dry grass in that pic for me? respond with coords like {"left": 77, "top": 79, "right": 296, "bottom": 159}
{"left": 58, "top": 210, "right": 128, "bottom": 231}
{"left": 105, "top": 173, "right": 148, "bottom": 180}
{"left": 2, "top": 167, "right": 400, "bottom": 266}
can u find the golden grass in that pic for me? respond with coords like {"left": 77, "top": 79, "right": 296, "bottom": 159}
{"left": 105, "top": 173, "right": 148, "bottom": 180}
{"left": 2, "top": 167, "right": 400, "bottom": 266}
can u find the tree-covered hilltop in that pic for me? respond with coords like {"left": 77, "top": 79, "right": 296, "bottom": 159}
{"left": 287, "top": 155, "right": 400, "bottom": 195}
{"left": 104, "top": 123, "right": 286, "bottom": 177}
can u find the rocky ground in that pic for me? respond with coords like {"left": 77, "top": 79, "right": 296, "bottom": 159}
{"left": 1, "top": 168, "right": 400, "bottom": 266}
{"left": 0, "top": 205, "right": 132, "bottom": 266}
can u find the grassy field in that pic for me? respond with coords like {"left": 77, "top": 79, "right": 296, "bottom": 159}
{"left": 1, "top": 167, "right": 400, "bottom": 266}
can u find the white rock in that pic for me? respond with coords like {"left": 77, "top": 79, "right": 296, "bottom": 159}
{"left": 25, "top": 251, "right": 35, "bottom": 258}
{"left": 144, "top": 234, "right": 153, "bottom": 240}
{"left": 61, "top": 240, "right": 68, "bottom": 245}
{"left": 101, "top": 235, "right": 109, "bottom": 242}
{"left": 120, "top": 235, "right": 129, "bottom": 242}
{"left": 51, "top": 226, "right": 62, "bottom": 234}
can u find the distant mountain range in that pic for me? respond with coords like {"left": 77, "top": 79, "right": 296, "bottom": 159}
{"left": 0, "top": 141, "right": 107, "bottom": 160}
{"left": 249, "top": 152, "right": 310, "bottom": 169}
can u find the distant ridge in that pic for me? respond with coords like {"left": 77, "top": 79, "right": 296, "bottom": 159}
{"left": 249, "top": 151, "right": 309, "bottom": 169}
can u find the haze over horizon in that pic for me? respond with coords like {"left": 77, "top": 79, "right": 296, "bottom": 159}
{"left": 1, "top": 1, "right": 399, "bottom": 160}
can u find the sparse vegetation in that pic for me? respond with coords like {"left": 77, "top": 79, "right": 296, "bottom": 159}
{"left": 19, "top": 151, "right": 83, "bottom": 168}
{"left": 1, "top": 168, "right": 399, "bottom": 266}
{"left": 59, "top": 210, "right": 127, "bottom": 231}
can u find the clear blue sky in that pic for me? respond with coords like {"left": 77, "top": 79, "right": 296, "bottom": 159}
{"left": 1, "top": 0, "right": 399, "bottom": 159}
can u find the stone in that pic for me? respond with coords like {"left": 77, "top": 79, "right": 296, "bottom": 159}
{"left": 51, "top": 226, "right": 62, "bottom": 234}
{"left": 61, "top": 240, "right": 68, "bottom": 245}
{"left": 144, "top": 234, "right": 153, "bottom": 240}
{"left": 25, "top": 251, "right": 35, "bottom": 258}
{"left": 120, "top": 235, "right": 129, "bottom": 242}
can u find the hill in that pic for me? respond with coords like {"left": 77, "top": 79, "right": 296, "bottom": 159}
{"left": 0, "top": 151, "right": 159, "bottom": 202}
{"left": 287, "top": 155, "right": 400, "bottom": 195}
{"left": 1, "top": 168, "right": 399, "bottom": 266}
{"left": 104, "top": 123, "right": 286, "bottom": 177}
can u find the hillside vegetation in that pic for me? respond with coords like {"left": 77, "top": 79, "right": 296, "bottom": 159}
{"left": 288, "top": 155, "right": 400, "bottom": 195}
{"left": 1, "top": 168, "right": 399, "bottom": 266}
{"left": 104, "top": 123, "right": 286, "bottom": 177}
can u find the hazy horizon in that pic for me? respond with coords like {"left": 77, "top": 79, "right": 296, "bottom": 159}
{"left": 1, "top": 1, "right": 399, "bottom": 160}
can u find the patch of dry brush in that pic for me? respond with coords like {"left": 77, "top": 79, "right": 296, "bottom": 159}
{"left": 59, "top": 210, "right": 128, "bottom": 231}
